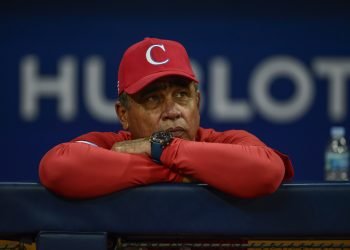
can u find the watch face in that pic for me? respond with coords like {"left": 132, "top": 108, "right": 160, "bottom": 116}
{"left": 151, "top": 131, "right": 173, "bottom": 146}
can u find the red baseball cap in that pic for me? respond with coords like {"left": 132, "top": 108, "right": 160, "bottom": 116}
{"left": 117, "top": 37, "right": 198, "bottom": 95}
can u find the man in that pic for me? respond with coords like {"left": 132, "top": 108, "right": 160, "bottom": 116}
{"left": 39, "top": 37, "right": 294, "bottom": 199}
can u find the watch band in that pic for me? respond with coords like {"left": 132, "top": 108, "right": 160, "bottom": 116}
{"left": 150, "top": 131, "right": 173, "bottom": 163}
{"left": 151, "top": 141, "right": 163, "bottom": 163}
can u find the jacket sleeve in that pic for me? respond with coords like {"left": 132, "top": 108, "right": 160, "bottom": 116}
{"left": 39, "top": 142, "right": 183, "bottom": 198}
{"left": 161, "top": 131, "right": 294, "bottom": 198}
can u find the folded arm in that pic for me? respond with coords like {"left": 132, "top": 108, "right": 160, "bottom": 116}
{"left": 161, "top": 138, "right": 291, "bottom": 198}
{"left": 39, "top": 129, "right": 293, "bottom": 199}
{"left": 39, "top": 142, "right": 182, "bottom": 198}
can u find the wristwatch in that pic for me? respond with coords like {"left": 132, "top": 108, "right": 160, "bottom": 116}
{"left": 149, "top": 131, "right": 173, "bottom": 163}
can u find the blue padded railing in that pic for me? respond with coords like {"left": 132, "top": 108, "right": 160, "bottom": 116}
{"left": 1, "top": 182, "right": 350, "bottom": 239}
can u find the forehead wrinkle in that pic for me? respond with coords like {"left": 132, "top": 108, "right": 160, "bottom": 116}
{"left": 138, "top": 81, "right": 192, "bottom": 96}
{"left": 148, "top": 82, "right": 170, "bottom": 92}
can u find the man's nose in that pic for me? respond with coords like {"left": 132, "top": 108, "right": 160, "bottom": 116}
{"left": 161, "top": 97, "right": 181, "bottom": 120}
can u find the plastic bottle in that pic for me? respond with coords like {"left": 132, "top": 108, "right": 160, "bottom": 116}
{"left": 324, "top": 126, "right": 349, "bottom": 181}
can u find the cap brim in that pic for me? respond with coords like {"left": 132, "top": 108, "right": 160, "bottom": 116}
{"left": 123, "top": 70, "right": 199, "bottom": 95}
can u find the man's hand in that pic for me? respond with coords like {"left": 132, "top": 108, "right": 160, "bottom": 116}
{"left": 182, "top": 176, "right": 194, "bottom": 183}
{"left": 112, "top": 138, "right": 196, "bottom": 183}
{"left": 111, "top": 138, "right": 151, "bottom": 156}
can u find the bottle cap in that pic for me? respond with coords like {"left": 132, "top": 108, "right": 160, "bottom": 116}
{"left": 330, "top": 126, "right": 345, "bottom": 138}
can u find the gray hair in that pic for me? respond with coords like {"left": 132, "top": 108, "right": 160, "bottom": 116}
{"left": 118, "top": 92, "right": 130, "bottom": 109}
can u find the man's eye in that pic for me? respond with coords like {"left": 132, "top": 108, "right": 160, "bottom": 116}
{"left": 146, "top": 96, "right": 158, "bottom": 102}
{"left": 175, "top": 91, "right": 189, "bottom": 98}
{"left": 143, "top": 95, "right": 161, "bottom": 108}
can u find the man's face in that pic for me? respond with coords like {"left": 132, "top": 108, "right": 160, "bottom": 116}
{"left": 117, "top": 77, "right": 200, "bottom": 140}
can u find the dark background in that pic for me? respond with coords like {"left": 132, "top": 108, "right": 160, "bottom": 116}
{"left": 1, "top": 0, "right": 349, "bottom": 182}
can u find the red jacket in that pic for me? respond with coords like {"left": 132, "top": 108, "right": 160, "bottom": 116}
{"left": 39, "top": 127, "right": 294, "bottom": 198}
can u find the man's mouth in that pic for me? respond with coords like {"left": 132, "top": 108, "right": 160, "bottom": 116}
{"left": 166, "top": 127, "right": 185, "bottom": 138}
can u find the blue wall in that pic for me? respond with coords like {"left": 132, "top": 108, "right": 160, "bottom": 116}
{"left": 1, "top": 1, "right": 349, "bottom": 182}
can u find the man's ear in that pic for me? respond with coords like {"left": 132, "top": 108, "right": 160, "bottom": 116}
{"left": 196, "top": 92, "right": 201, "bottom": 109}
{"left": 115, "top": 101, "right": 129, "bottom": 130}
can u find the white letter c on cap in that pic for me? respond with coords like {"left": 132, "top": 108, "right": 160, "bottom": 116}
{"left": 146, "top": 44, "right": 170, "bottom": 65}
